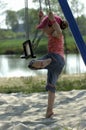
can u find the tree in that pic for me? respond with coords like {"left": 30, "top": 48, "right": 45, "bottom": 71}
{"left": 17, "top": 8, "right": 39, "bottom": 36}
{"left": 5, "top": 10, "right": 19, "bottom": 32}
{"left": 17, "top": 9, "right": 25, "bottom": 23}
{"left": 0, "top": 0, "right": 7, "bottom": 15}
{"left": 68, "top": 0, "right": 85, "bottom": 17}
{"left": 77, "top": 15, "right": 86, "bottom": 36}
{"left": 32, "top": 0, "right": 63, "bottom": 16}
{"left": 0, "top": 0, "right": 8, "bottom": 28}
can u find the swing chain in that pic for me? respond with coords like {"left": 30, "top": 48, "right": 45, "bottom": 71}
{"left": 45, "top": 0, "right": 51, "bottom": 11}
{"left": 39, "top": 0, "right": 42, "bottom": 10}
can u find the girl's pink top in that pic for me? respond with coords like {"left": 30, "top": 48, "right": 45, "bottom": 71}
{"left": 48, "top": 34, "right": 64, "bottom": 58}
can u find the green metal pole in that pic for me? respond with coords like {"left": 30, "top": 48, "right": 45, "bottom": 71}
{"left": 25, "top": 0, "right": 29, "bottom": 40}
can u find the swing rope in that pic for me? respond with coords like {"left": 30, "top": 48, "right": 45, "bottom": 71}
{"left": 32, "top": 0, "right": 42, "bottom": 44}
{"left": 45, "top": 0, "right": 51, "bottom": 11}
{"left": 20, "top": 0, "right": 37, "bottom": 59}
{"left": 39, "top": 0, "right": 42, "bottom": 11}
{"left": 21, "top": 0, "right": 52, "bottom": 59}
{"left": 32, "top": 0, "right": 44, "bottom": 49}
{"left": 32, "top": 0, "right": 52, "bottom": 50}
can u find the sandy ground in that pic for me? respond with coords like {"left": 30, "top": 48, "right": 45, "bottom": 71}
{"left": 0, "top": 90, "right": 86, "bottom": 130}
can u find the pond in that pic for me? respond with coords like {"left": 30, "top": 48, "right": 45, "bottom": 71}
{"left": 0, "top": 54, "right": 86, "bottom": 77}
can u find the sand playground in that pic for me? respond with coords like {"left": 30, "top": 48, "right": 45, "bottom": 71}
{"left": 0, "top": 90, "right": 86, "bottom": 130}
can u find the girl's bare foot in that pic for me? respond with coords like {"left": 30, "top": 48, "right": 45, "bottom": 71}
{"left": 29, "top": 58, "right": 52, "bottom": 69}
{"left": 45, "top": 111, "right": 54, "bottom": 118}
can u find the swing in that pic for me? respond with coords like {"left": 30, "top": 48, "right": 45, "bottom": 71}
{"left": 21, "top": 0, "right": 63, "bottom": 59}
{"left": 20, "top": 40, "right": 36, "bottom": 59}
{"left": 28, "top": 0, "right": 68, "bottom": 70}
{"left": 21, "top": 0, "right": 43, "bottom": 59}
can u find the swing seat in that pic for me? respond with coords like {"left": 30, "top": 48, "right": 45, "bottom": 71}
{"left": 21, "top": 40, "right": 36, "bottom": 59}
{"left": 20, "top": 54, "right": 31, "bottom": 59}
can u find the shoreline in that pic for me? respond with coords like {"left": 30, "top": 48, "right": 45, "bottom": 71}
{"left": 0, "top": 73, "right": 85, "bottom": 93}
{"left": 0, "top": 73, "right": 85, "bottom": 82}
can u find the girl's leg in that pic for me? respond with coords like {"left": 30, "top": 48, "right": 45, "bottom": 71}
{"left": 46, "top": 91, "right": 55, "bottom": 118}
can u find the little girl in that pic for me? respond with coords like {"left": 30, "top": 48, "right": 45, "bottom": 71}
{"left": 28, "top": 11, "right": 68, "bottom": 118}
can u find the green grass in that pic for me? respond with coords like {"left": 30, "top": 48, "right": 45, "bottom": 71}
{"left": 65, "top": 37, "right": 78, "bottom": 53}
{"left": 0, "top": 74, "right": 85, "bottom": 94}
{"left": 0, "top": 34, "right": 86, "bottom": 55}
{"left": 0, "top": 76, "right": 46, "bottom": 94}
{"left": 35, "top": 38, "right": 48, "bottom": 55}
{"left": 0, "top": 38, "right": 24, "bottom": 54}
{"left": 0, "top": 36, "right": 84, "bottom": 55}
{"left": 57, "top": 77, "right": 86, "bottom": 91}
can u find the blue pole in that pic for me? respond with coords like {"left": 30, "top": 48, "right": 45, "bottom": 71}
{"left": 58, "top": 0, "right": 86, "bottom": 65}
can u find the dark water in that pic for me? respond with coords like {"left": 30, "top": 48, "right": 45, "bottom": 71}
{"left": 0, "top": 54, "right": 86, "bottom": 77}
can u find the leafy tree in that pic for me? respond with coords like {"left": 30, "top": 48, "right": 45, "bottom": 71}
{"left": 68, "top": 0, "right": 85, "bottom": 17}
{"left": 5, "top": 10, "right": 19, "bottom": 32}
{"left": 0, "top": 0, "right": 7, "bottom": 15}
{"left": 32, "top": 0, "right": 63, "bottom": 16}
{"left": 17, "top": 9, "right": 25, "bottom": 23}
{"left": 77, "top": 15, "right": 86, "bottom": 36}
{"left": 0, "top": 0, "right": 8, "bottom": 28}
{"left": 17, "top": 8, "right": 39, "bottom": 36}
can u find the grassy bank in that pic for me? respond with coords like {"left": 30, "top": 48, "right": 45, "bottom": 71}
{"left": 0, "top": 36, "right": 82, "bottom": 55}
{"left": 0, "top": 38, "right": 24, "bottom": 54}
{"left": 0, "top": 74, "right": 86, "bottom": 94}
